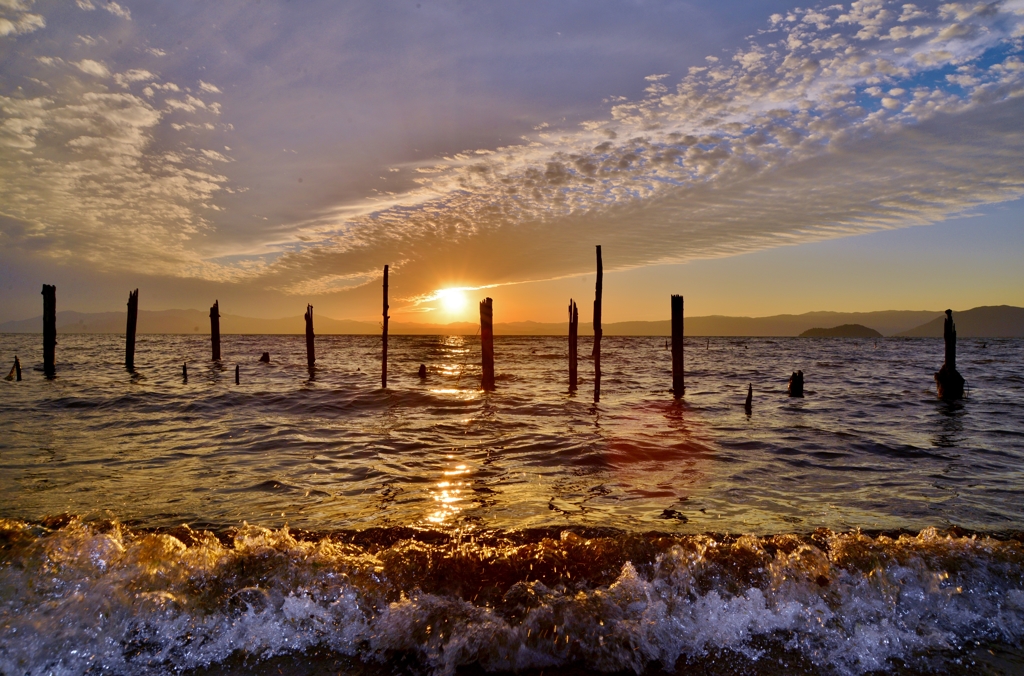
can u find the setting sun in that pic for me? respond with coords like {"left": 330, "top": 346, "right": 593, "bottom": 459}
{"left": 436, "top": 288, "right": 468, "bottom": 314}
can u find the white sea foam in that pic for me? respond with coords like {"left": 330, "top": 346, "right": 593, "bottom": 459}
{"left": 1, "top": 519, "right": 1022, "bottom": 675}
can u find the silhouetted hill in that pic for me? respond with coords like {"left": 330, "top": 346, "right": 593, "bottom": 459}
{"left": 800, "top": 324, "right": 883, "bottom": 338}
{"left": 897, "top": 306, "right": 1024, "bottom": 337}
{"left": 4, "top": 307, "right": 1018, "bottom": 337}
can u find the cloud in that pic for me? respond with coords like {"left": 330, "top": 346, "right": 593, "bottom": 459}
{"left": 2, "top": 0, "right": 1024, "bottom": 305}
{"left": 74, "top": 59, "right": 110, "bottom": 78}
{"left": 246, "top": 0, "right": 1024, "bottom": 299}
{"left": 0, "top": 0, "right": 43, "bottom": 37}
{"left": 102, "top": 1, "right": 129, "bottom": 20}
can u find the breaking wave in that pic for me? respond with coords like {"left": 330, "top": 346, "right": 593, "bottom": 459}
{"left": 2, "top": 517, "right": 1022, "bottom": 675}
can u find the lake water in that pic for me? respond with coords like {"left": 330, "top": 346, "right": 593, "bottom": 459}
{"left": 1, "top": 333, "right": 1022, "bottom": 675}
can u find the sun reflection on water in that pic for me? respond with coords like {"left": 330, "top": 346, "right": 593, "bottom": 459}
{"left": 425, "top": 460, "right": 472, "bottom": 525}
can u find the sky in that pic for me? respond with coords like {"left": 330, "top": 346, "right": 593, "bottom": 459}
{"left": 1, "top": 0, "right": 1023, "bottom": 324}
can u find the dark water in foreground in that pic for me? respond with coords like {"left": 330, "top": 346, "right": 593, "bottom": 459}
{"left": 1, "top": 334, "right": 1022, "bottom": 675}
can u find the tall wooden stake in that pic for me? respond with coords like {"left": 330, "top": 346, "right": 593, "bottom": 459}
{"left": 210, "top": 300, "right": 221, "bottom": 361}
{"left": 593, "top": 246, "right": 602, "bottom": 403}
{"left": 382, "top": 265, "right": 389, "bottom": 388}
{"left": 125, "top": 288, "right": 139, "bottom": 372}
{"left": 480, "top": 297, "right": 495, "bottom": 391}
{"left": 568, "top": 299, "right": 578, "bottom": 392}
{"left": 42, "top": 284, "right": 56, "bottom": 379}
{"left": 671, "top": 294, "right": 684, "bottom": 397}
{"left": 304, "top": 304, "right": 315, "bottom": 369}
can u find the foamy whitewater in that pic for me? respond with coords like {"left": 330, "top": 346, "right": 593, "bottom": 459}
{"left": 1, "top": 334, "right": 1022, "bottom": 674}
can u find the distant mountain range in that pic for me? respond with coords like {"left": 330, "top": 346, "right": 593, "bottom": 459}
{"left": 1, "top": 305, "right": 1021, "bottom": 337}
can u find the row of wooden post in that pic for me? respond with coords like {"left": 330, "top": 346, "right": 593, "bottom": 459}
{"left": 23, "top": 247, "right": 686, "bottom": 402}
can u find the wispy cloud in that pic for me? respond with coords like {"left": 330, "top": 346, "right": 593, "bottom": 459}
{"left": 0, "top": 0, "right": 43, "bottom": 37}
{"left": 1, "top": 0, "right": 1023, "bottom": 305}
{"left": 256, "top": 0, "right": 1024, "bottom": 298}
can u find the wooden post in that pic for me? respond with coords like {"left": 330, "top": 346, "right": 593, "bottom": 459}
{"left": 125, "top": 288, "right": 139, "bottom": 372}
{"left": 5, "top": 356, "right": 21, "bottom": 382}
{"left": 593, "top": 246, "right": 602, "bottom": 403}
{"left": 42, "top": 284, "right": 56, "bottom": 379}
{"left": 210, "top": 300, "right": 221, "bottom": 361}
{"left": 744, "top": 383, "right": 752, "bottom": 414}
{"left": 304, "top": 304, "right": 315, "bottom": 369}
{"left": 480, "top": 297, "right": 495, "bottom": 391}
{"left": 235, "top": 364, "right": 240, "bottom": 384}
{"left": 671, "top": 294, "right": 684, "bottom": 397}
{"left": 182, "top": 362, "right": 188, "bottom": 381}
{"left": 568, "top": 299, "right": 578, "bottom": 392}
{"left": 788, "top": 370, "right": 804, "bottom": 397}
{"left": 935, "top": 309, "right": 965, "bottom": 399}
{"left": 382, "top": 265, "right": 389, "bottom": 389}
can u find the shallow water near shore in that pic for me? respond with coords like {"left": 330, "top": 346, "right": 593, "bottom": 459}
{"left": 1, "top": 334, "right": 1023, "bottom": 674}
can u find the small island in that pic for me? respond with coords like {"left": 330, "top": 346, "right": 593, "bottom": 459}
{"left": 800, "top": 324, "right": 883, "bottom": 338}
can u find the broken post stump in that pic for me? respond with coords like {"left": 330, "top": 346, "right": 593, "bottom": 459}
{"left": 480, "top": 297, "right": 495, "bottom": 391}
{"left": 418, "top": 363, "right": 427, "bottom": 379}
{"left": 125, "top": 288, "right": 139, "bottom": 372}
{"left": 671, "top": 294, "right": 684, "bottom": 397}
{"left": 235, "top": 364, "right": 240, "bottom": 385}
{"left": 935, "top": 309, "right": 965, "bottom": 400}
{"left": 593, "top": 245, "right": 603, "bottom": 403}
{"left": 382, "top": 265, "right": 389, "bottom": 389}
{"left": 259, "top": 352, "right": 271, "bottom": 363}
{"left": 568, "top": 299, "right": 578, "bottom": 392}
{"left": 745, "top": 383, "right": 752, "bottom": 414}
{"left": 788, "top": 370, "right": 804, "bottom": 397}
{"left": 304, "top": 304, "right": 315, "bottom": 369}
{"left": 210, "top": 300, "right": 221, "bottom": 361}
{"left": 5, "top": 356, "right": 20, "bottom": 382}
{"left": 42, "top": 284, "right": 56, "bottom": 379}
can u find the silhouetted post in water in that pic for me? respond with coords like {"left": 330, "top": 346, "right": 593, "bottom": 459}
{"left": 42, "top": 284, "right": 56, "bottom": 379}
{"left": 259, "top": 352, "right": 270, "bottom": 363}
{"left": 935, "top": 309, "right": 965, "bottom": 400}
{"left": 418, "top": 363, "right": 427, "bottom": 379}
{"left": 382, "top": 265, "right": 389, "bottom": 388}
{"left": 480, "top": 297, "right": 495, "bottom": 391}
{"left": 182, "top": 362, "right": 188, "bottom": 382}
{"left": 671, "top": 294, "right": 684, "bottom": 397}
{"left": 125, "top": 288, "right": 139, "bottom": 372}
{"left": 788, "top": 370, "right": 804, "bottom": 397}
{"left": 304, "top": 304, "right": 315, "bottom": 369}
{"left": 568, "top": 299, "right": 579, "bottom": 392}
{"left": 744, "top": 383, "right": 752, "bottom": 414}
{"left": 5, "top": 356, "right": 21, "bottom": 381}
{"left": 593, "top": 245, "right": 603, "bottom": 403}
{"left": 235, "top": 364, "right": 239, "bottom": 385}
{"left": 210, "top": 300, "right": 221, "bottom": 361}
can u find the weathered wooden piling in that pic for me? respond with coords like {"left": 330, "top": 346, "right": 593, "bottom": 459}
{"left": 568, "top": 299, "right": 578, "bottom": 392}
{"left": 4, "top": 356, "right": 21, "bottom": 381}
{"left": 210, "top": 300, "right": 221, "bottom": 361}
{"left": 235, "top": 364, "right": 240, "bottom": 385}
{"left": 125, "top": 289, "right": 139, "bottom": 372}
{"left": 788, "top": 370, "right": 804, "bottom": 397}
{"left": 42, "top": 284, "right": 56, "bottom": 379}
{"left": 382, "top": 265, "right": 389, "bottom": 389}
{"left": 935, "top": 309, "right": 965, "bottom": 399}
{"left": 593, "top": 245, "right": 603, "bottom": 403}
{"left": 480, "top": 297, "right": 495, "bottom": 391}
{"left": 671, "top": 294, "right": 684, "bottom": 397}
{"left": 744, "top": 383, "right": 752, "bottom": 414}
{"left": 182, "top": 362, "right": 188, "bottom": 381}
{"left": 304, "top": 304, "right": 315, "bottom": 369}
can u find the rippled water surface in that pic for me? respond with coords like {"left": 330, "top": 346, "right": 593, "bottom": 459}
{"left": 1, "top": 333, "right": 1023, "bottom": 675}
